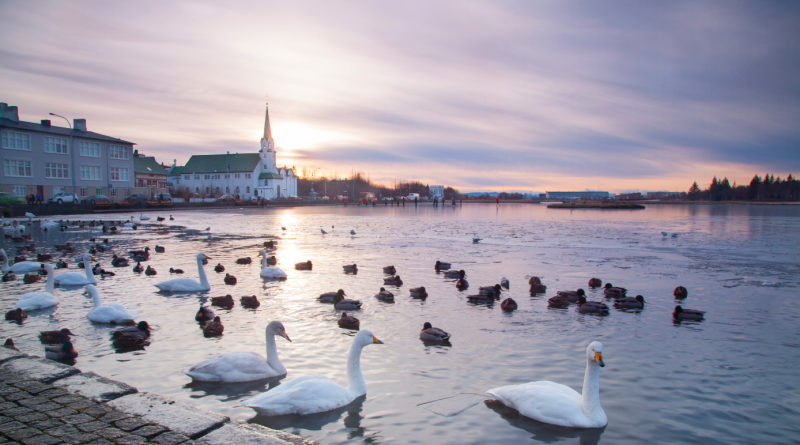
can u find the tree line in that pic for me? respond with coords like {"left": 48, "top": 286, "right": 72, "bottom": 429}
{"left": 687, "top": 174, "right": 798, "bottom": 201}
{"left": 298, "top": 170, "right": 461, "bottom": 199}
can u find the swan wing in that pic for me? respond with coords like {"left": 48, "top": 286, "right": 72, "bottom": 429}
{"left": 184, "top": 352, "right": 278, "bottom": 382}
{"left": 260, "top": 267, "right": 287, "bottom": 278}
{"left": 154, "top": 278, "right": 204, "bottom": 291}
{"left": 11, "top": 262, "right": 44, "bottom": 273}
{"left": 88, "top": 306, "right": 137, "bottom": 323}
{"left": 14, "top": 292, "right": 58, "bottom": 311}
{"left": 243, "top": 375, "right": 354, "bottom": 415}
{"left": 488, "top": 381, "right": 592, "bottom": 427}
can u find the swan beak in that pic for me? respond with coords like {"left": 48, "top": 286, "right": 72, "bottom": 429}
{"left": 595, "top": 352, "right": 605, "bottom": 367}
{"left": 91, "top": 256, "right": 96, "bottom": 261}
{"left": 281, "top": 333, "right": 292, "bottom": 342}
{"left": 204, "top": 255, "right": 211, "bottom": 259}
{"left": 373, "top": 336, "right": 384, "bottom": 344}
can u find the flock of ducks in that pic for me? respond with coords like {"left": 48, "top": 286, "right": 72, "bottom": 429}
{"left": 1, "top": 215, "right": 707, "bottom": 429}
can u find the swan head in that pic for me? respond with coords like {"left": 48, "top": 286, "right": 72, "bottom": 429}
{"left": 82, "top": 254, "right": 95, "bottom": 263}
{"left": 356, "top": 329, "right": 383, "bottom": 346}
{"left": 196, "top": 253, "right": 211, "bottom": 261}
{"left": 587, "top": 341, "right": 605, "bottom": 367}
{"left": 266, "top": 320, "right": 291, "bottom": 342}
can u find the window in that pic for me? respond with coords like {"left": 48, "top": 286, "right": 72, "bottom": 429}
{"left": 205, "top": 187, "right": 210, "bottom": 194}
{"left": 124, "top": 188, "right": 130, "bottom": 197}
{"left": 194, "top": 175, "right": 200, "bottom": 180}
{"left": 79, "top": 187, "right": 87, "bottom": 197}
{"left": 195, "top": 187, "right": 199, "bottom": 193}
{"left": 109, "top": 145, "right": 128, "bottom": 159}
{"left": 80, "top": 165, "right": 101, "bottom": 180}
{"left": 1, "top": 131, "right": 29, "bottom": 150}
{"left": 234, "top": 174, "right": 240, "bottom": 179}
{"left": 109, "top": 188, "right": 116, "bottom": 197}
{"left": 3, "top": 159, "right": 32, "bottom": 177}
{"left": 204, "top": 174, "right": 210, "bottom": 179}
{"left": 79, "top": 141, "right": 100, "bottom": 157}
{"left": 245, "top": 173, "right": 251, "bottom": 179}
{"left": 44, "top": 137, "right": 69, "bottom": 154}
{"left": 45, "top": 162, "right": 70, "bottom": 179}
{"left": 264, "top": 179, "right": 268, "bottom": 186}
{"left": 226, "top": 187, "right": 230, "bottom": 193}
{"left": 215, "top": 187, "right": 220, "bottom": 194}
{"left": 246, "top": 186, "right": 250, "bottom": 193}
{"left": 224, "top": 174, "right": 229, "bottom": 179}
{"left": 215, "top": 174, "right": 220, "bottom": 179}
{"left": 12, "top": 185, "right": 26, "bottom": 196}
{"left": 184, "top": 175, "right": 190, "bottom": 180}
{"left": 235, "top": 186, "right": 240, "bottom": 193}
{"left": 110, "top": 167, "right": 129, "bottom": 181}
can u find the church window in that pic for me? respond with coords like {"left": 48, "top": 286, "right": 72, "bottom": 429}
{"left": 205, "top": 187, "right": 210, "bottom": 194}
{"left": 226, "top": 187, "right": 230, "bottom": 193}
{"left": 246, "top": 186, "right": 250, "bottom": 193}
{"left": 235, "top": 186, "right": 240, "bottom": 194}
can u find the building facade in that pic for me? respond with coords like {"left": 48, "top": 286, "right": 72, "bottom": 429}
{"left": 0, "top": 102, "right": 135, "bottom": 202}
{"left": 133, "top": 154, "right": 168, "bottom": 196}
{"left": 169, "top": 104, "right": 297, "bottom": 200}
{"left": 546, "top": 191, "right": 610, "bottom": 200}
{"left": 430, "top": 185, "right": 444, "bottom": 199}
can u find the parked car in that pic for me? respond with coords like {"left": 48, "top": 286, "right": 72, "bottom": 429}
{"left": 48, "top": 192, "right": 77, "bottom": 204}
{"left": 81, "top": 195, "right": 110, "bottom": 206}
{"left": 288, "top": 195, "right": 299, "bottom": 200}
{"left": 321, "top": 196, "right": 330, "bottom": 201}
{"left": 127, "top": 193, "right": 150, "bottom": 206}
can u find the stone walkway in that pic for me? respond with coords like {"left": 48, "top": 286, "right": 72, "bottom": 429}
{"left": 0, "top": 347, "right": 318, "bottom": 445}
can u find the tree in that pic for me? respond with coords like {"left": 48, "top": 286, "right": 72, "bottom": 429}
{"left": 688, "top": 182, "right": 701, "bottom": 200}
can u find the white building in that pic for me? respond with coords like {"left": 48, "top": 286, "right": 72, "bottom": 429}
{"left": 169, "top": 104, "right": 297, "bottom": 200}
{"left": 429, "top": 185, "right": 444, "bottom": 199}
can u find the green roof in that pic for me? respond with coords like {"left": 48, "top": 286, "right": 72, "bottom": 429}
{"left": 181, "top": 153, "right": 261, "bottom": 173}
{"left": 168, "top": 166, "right": 185, "bottom": 177}
{"left": 133, "top": 156, "right": 168, "bottom": 176}
{"left": 258, "top": 172, "right": 283, "bottom": 179}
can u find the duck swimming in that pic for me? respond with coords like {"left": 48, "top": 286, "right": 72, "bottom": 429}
{"left": 500, "top": 277, "right": 510, "bottom": 289}
{"left": 588, "top": 278, "right": 602, "bottom": 288}
{"left": 557, "top": 288, "right": 586, "bottom": 303}
{"left": 673, "top": 286, "right": 688, "bottom": 299}
{"left": 383, "top": 265, "right": 396, "bottom": 274}
{"left": 169, "top": 268, "right": 184, "bottom": 274}
{"left": 529, "top": 277, "right": 547, "bottom": 294}
{"left": 224, "top": 273, "right": 237, "bottom": 285}
{"left": 614, "top": 295, "right": 645, "bottom": 310}
{"left": 456, "top": 277, "right": 469, "bottom": 290}
{"left": 338, "top": 312, "right": 360, "bottom": 330}
{"left": 145, "top": 266, "right": 157, "bottom": 276}
{"left": 211, "top": 295, "right": 234, "bottom": 308}
{"left": 112, "top": 321, "right": 151, "bottom": 339}
{"left": 203, "top": 316, "right": 224, "bottom": 337}
{"left": 39, "top": 328, "right": 74, "bottom": 344}
{"left": 577, "top": 296, "right": 610, "bottom": 315}
{"left": 195, "top": 305, "right": 215, "bottom": 322}
{"left": 133, "top": 262, "right": 144, "bottom": 273}
{"left": 214, "top": 263, "right": 225, "bottom": 273}
{"left": 111, "top": 331, "right": 148, "bottom": 349}
{"left": 241, "top": 295, "right": 260, "bottom": 308}
{"left": 333, "top": 293, "right": 362, "bottom": 310}
{"left": 434, "top": 260, "right": 451, "bottom": 271}
{"left": 383, "top": 275, "right": 403, "bottom": 286}
{"left": 603, "top": 283, "right": 627, "bottom": 298}
{"left": 342, "top": 264, "right": 358, "bottom": 274}
{"left": 501, "top": 298, "right": 518, "bottom": 311}
{"left": 673, "top": 306, "right": 704, "bottom": 320}
{"left": 547, "top": 295, "right": 570, "bottom": 308}
{"left": 5, "top": 308, "right": 27, "bottom": 321}
{"left": 443, "top": 269, "right": 466, "bottom": 279}
{"left": 45, "top": 341, "right": 78, "bottom": 361}
{"left": 374, "top": 287, "right": 394, "bottom": 301}
{"left": 409, "top": 287, "right": 428, "bottom": 299}
{"left": 479, "top": 284, "right": 502, "bottom": 298}
{"left": 319, "top": 289, "right": 346, "bottom": 303}
{"left": 236, "top": 257, "right": 252, "bottom": 265}
{"left": 295, "top": 260, "right": 313, "bottom": 270}
{"left": 419, "top": 322, "right": 450, "bottom": 342}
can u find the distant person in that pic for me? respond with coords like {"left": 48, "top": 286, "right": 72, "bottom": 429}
{"left": 414, "top": 197, "right": 418, "bottom": 206}
{"left": 36, "top": 193, "right": 43, "bottom": 205}
{"left": 496, "top": 197, "right": 499, "bottom": 206}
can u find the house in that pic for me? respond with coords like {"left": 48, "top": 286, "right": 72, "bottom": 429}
{"left": 133, "top": 153, "right": 168, "bottom": 196}
{"left": 429, "top": 185, "right": 444, "bottom": 200}
{"left": 0, "top": 102, "right": 135, "bottom": 202}
{"left": 169, "top": 104, "right": 297, "bottom": 200}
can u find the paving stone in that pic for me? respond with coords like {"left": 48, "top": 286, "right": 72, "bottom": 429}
{"left": 14, "top": 413, "right": 49, "bottom": 423}
{"left": 0, "top": 436, "right": 8, "bottom": 444}
{"left": 0, "top": 358, "right": 80, "bottom": 385}
{"left": 67, "top": 401, "right": 95, "bottom": 411}
{"left": 107, "top": 393, "right": 228, "bottom": 440}
{"left": 0, "top": 420, "right": 26, "bottom": 433}
{"left": 48, "top": 408, "right": 78, "bottom": 418}
{"left": 194, "top": 421, "right": 314, "bottom": 445}
{"left": 76, "top": 422, "right": 108, "bottom": 433}
{"left": 99, "top": 413, "right": 128, "bottom": 423}
{"left": 114, "top": 436, "right": 148, "bottom": 445}
{"left": 17, "top": 398, "right": 50, "bottom": 408}
{"left": 62, "top": 414, "right": 94, "bottom": 425}
{"left": 93, "top": 427, "right": 127, "bottom": 440}
{"left": 85, "top": 440, "right": 113, "bottom": 445}
{"left": 151, "top": 431, "right": 189, "bottom": 445}
{"left": 0, "top": 385, "right": 21, "bottom": 395}
{"left": 5, "top": 427, "right": 42, "bottom": 440}
{"left": 32, "top": 402, "right": 62, "bottom": 413}
{"left": 79, "top": 406, "right": 110, "bottom": 418}
{"left": 60, "top": 432, "right": 98, "bottom": 444}
{"left": 44, "top": 424, "right": 79, "bottom": 437}
{"left": 37, "top": 389, "right": 69, "bottom": 399}
{"left": 53, "top": 374, "right": 136, "bottom": 405}
{"left": 51, "top": 396, "right": 84, "bottom": 406}
{"left": 112, "top": 418, "right": 147, "bottom": 432}
{"left": 130, "top": 425, "right": 166, "bottom": 439}
{"left": 0, "top": 414, "right": 15, "bottom": 424}
{"left": 11, "top": 382, "right": 56, "bottom": 396}
{"left": 29, "top": 419, "right": 63, "bottom": 431}
{"left": 5, "top": 392, "right": 32, "bottom": 402}
{"left": 0, "top": 401, "right": 18, "bottom": 410}
{"left": 4, "top": 407, "right": 33, "bottom": 417}
{"left": 20, "top": 434, "right": 62, "bottom": 445}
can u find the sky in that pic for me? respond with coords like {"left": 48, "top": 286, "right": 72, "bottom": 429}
{"left": 1, "top": 1, "right": 799, "bottom": 193}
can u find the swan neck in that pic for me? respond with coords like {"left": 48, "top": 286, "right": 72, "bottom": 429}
{"left": 46, "top": 268, "right": 54, "bottom": 294}
{"left": 346, "top": 341, "right": 367, "bottom": 396}
{"left": 582, "top": 358, "right": 602, "bottom": 416}
{"left": 91, "top": 290, "right": 102, "bottom": 308}
{"left": 265, "top": 333, "right": 286, "bottom": 375}
{"left": 84, "top": 259, "right": 93, "bottom": 278}
{"left": 197, "top": 257, "right": 209, "bottom": 288}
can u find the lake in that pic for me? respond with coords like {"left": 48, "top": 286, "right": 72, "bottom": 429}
{"left": 2, "top": 203, "right": 799, "bottom": 444}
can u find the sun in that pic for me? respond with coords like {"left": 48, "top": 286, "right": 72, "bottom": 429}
{"left": 271, "top": 122, "right": 347, "bottom": 151}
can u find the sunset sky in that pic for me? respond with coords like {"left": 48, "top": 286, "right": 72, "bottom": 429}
{"left": 2, "top": 1, "right": 798, "bottom": 193}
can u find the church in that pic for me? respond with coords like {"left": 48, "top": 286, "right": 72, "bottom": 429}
{"left": 169, "top": 104, "right": 297, "bottom": 200}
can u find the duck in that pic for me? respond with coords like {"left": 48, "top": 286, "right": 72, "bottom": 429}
{"left": 132, "top": 262, "right": 144, "bottom": 273}
{"left": 128, "top": 247, "right": 150, "bottom": 258}
{"left": 214, "top": 263, "right": 225, "bottom": 273}
{"left": 156, "top": 216, "right": 165, "bottom": 222}
{"left": 3, "top": 271, "right": 16, "bottom": 282}
{"left": 588, "top": 278, "right": 602, "bottom": 288}
{"left": 241, "top": 295, "right": 260, "bottom": 308}
{"left": 37, "top": 253, "right": 52, "bottom": 262}
{"left": 0, "top": 248, "right": 43, "bottom": 273}
{"left": 479, "top": 284, "right": 502, "bottom": 298}
{"left": 265, "top": 255, "right": 277, "bottom": 266}
{"left": 211, "top": 294, "right": 235, "bottom": 308}
{"left": 419, "top": 322, "right": 450, "bottom": 342}
{"left": 529, "top": 276, "right": 547, "bottom": 294}
{"left": 500, "top": 277, "right": 510, "bottom": 289}
{"left": 435, "top": 260, "right": 451, "bottom": 271}
{"left": 614, "top": 295, "right": 645, "bottom": 309}
{"left": 224, "top": 274, "right": 237, "bottom": 285}
{"left": 501, "top": 298, "right": 518, "bottom": 311}
{"left": 673, "top": 306, "right": 704, "bottom": 320}
{"left": 111, "top": 255, "right": 129, "bottom": 267}
{"left": 169, "top": 268, "right": 184, "bottom": 274}
{"left": 333, "top": 293, "right": 362, "bottom": 310}
{"left": 259, "top": 250, "right": 287, "bottom": 279}
{"left": 23, "top": 273, "right": 42, "bottom": 284}
{"left": 112, "top": 321, "right": 152, "bottom": 339}
{"left": 184, "top": 321, "right": 291, "bottom": 382}
{"left": 154, "top": 245, "right": 165, "bottom": 253}
{"left": 44, "top": 341, "right": 78, "bottom": 361}
{"left": 409, "top": 287, "right": 428, "bottom": 299}
{"left": 557, "top": 288, "right": 586, "bottom": 303}
{"left": 236, "top": 257, "right": 252, "bottom": 265}
{"left": 383, "top": 265, "right": 396, "bottom": 274}
{"left": 338, "top": 312, "right": 360, "bottom": 330}
{"left": 350, "top": 229, "right": 356, "bottom": 235}
{"left": 139, "top": 213, "right": 151, "bottom": 221}
{"left": 487, "top": 342, "right": 607, "bottom": 428}
{"left": 547, "top": 295, "right": 570, "bottom": 308}
{"left": 145, "top": 266, "right": 157, "bottom": 276}
{"left": 14, "top": 264, "right": 57, "bottom": 311}
{"left": 383, "top": 275, "right": 403, "bottom": 286}
{"left": 203, "top": 316, "right": 224, "bottom": 337}
{"left": 294, "top": 260, "right": 313, "bottom": 270}
{"left": 263, "top": 240, "right": 276, "bottom": 249}
{"left": 342, "top": 264, "right": 358, "bottom": 274}
{"left": 674, "top": 286, "right": 688, "bottom": 299}
{"left": 577, "top": 296, "right": 610, "bottom": 314}
{"left": 456, "top": 278, "right": 469, "bottom": 290}
{"left": 5, "top": 308, "right": 27, "bottom": 321}
{"left": 54, "top": 254, "right": 97, "bottom": 286}
{"left": 169, "top": 215, "right": 174, "bottom": 221}
{"left": 4, "top": 339, "right": 18, "bottom": 351}
{"left": 467, "top": 293, "right": 496, "bottom": 304}
{"left": 39, "top": 328, "right": 75, "bottom": 344}
{"left": 243, "top": 330, "right": 383, "bottom": 415}
{"left": 603, "top": 283, "right": 627, "bottom": 298}
{"left": 111, "top": 331, "right": 148, "bottom": 348}
{"left": 85, "top": 285, "right": 138, "bottom": 323}
{"left": 374, "top": 287, "right": 394, "bottom": 302}
{"left": 443, "top": 269, "right": 466, "bottom": 279}
{"left": 154, "top": 253, "right": 212, "bottom": 292}
{"left": 195, "top": 305, "right": 215, "bottom": 322}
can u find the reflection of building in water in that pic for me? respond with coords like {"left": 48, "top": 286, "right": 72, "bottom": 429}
{"left": 546, "top": 191, "right": 609, "bottom": 200}
{"left": 168, "top": 104, "right": 297, "bottom": 199}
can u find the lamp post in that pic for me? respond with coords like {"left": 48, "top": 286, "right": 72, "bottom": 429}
{"left": 49, "top": 113, "right": 75, "bottom": 199}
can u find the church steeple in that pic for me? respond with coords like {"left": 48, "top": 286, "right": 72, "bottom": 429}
{"left": 260, "top": 103, "right": 274, "bottom": 153}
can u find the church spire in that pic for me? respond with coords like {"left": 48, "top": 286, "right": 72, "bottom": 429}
{"left": 263, "top": 103, "right": 272, "bottom": 141}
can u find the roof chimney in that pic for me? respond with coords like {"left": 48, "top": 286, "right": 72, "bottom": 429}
{"left": 41, "top": 119, "right": 51, "bottom": 127}
{"left": 73, "top": 118, "right": 86, "bottom": 131}
{"left": 0, "top": 103, "right": 19, "bottom": 122}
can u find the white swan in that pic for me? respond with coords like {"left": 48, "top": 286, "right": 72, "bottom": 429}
{"left": 183, "top": 321, "right": 291, "bottom": 382}
{"left": 139, "top": 213, "right": 150, "bottom": 221}
{"left": 243, "top": 329, "right": 383, "bottom": 415}
{"left": 123, "top": 216, "right": 135, "bottom": 228}
{"left": 41, "top": 219, "right": 60, "bottom": 230}
{"left": 259, "top": 250, "right": 287, "bottom": 279}
{"left": 85, "top": 284, "right": 137, "bottom": 323}
{"left": 0, "top": 249, "right": 41, "bottom": 274}
{"left": 54, "top": 254, "right": 97, "bottom": 286}
{"left": 14, "top": 264, "right": 58, "bottom": 311}
{"left": 154, "top": 253, "right": 211, "bottom": 292}
{"left": 3, "top": 224, "right": 24, "bottom": 234}
{"left": 487, "top": 341, "right": 607, "bottom": 428}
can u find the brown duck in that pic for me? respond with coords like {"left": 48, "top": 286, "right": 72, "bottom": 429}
{"left": 240, "top": 295, "right": 260, "bottom": 308}
{"left": 338, "top": 312, "right": 360, "bottom": 330}
{"left": 203, "top": 316, "right": 224, "bottom": 337}
{"left": 211, "top": 295, "right": 235, "bottom": 308}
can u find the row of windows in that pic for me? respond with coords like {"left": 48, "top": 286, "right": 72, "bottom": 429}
{"left": 195, "top": 186, "right": 250, "bottom": 194}
{"left": 12, "top": 186, "right": 131, "bottom": 198}
{"left": 182, "top": 173, "right": 252, "bottom": 180}
{"left": 1, "top": 131, "right": 130, "bottom": 159}
{"left": 3, "top": 158, "right": 129, "bottom": 181}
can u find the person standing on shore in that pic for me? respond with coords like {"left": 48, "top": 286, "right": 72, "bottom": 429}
{"left": 496, "top": 197, "right": 499, "bottom": 207}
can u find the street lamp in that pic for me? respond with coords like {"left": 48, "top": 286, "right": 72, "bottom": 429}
{"left": 49, "top": 113, "right": 75, "bottom": 198}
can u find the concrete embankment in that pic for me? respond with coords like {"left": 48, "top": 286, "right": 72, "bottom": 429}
{"left": 0, "top": 347, "right": 318, "bottom": 445}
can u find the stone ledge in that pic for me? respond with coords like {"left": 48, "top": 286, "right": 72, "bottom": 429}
{"left": 107, "top": 392, "right": 228, "bottom": 439}
{"left": 0, "top": 357, "right": 80, "bottom": 384}
{"left": 53, "top": 372, "right": 138, "bottom": 403}
{"left": 0, "top": 347, "right": 26, "bottom": 365}
{"left": 195, "top": 421, "right": 320, "bottom": 445}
